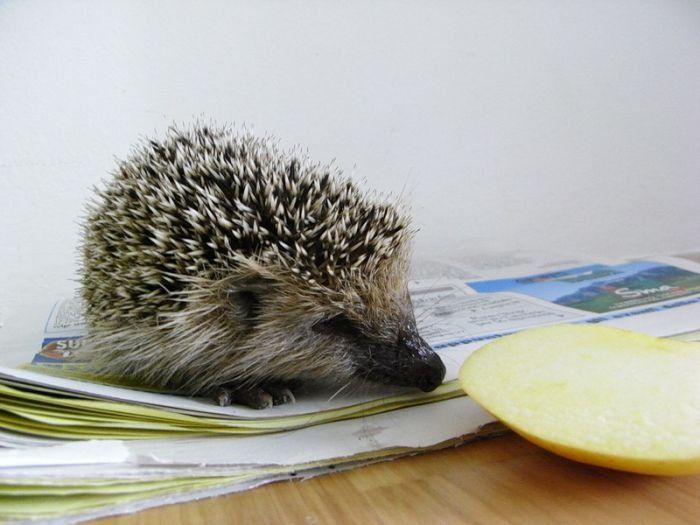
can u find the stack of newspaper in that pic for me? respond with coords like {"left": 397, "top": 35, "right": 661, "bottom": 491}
{"left": 2, "top": 250, "right": 700, "bottom": 523}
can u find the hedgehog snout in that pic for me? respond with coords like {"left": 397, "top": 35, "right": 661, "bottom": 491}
{"left": 353, "top": 322, "right": 446, "bottom": 392}
{"left": 396, "top": 326, "right": 446, "bottom": 392}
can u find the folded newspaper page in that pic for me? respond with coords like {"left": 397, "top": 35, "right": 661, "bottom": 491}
{"left": 0, "top": 396, "right": 504, "bottom": 522}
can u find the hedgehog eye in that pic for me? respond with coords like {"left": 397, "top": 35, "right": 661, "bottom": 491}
{"left": 312, "top": 314, "right": 358, "bottom": 337}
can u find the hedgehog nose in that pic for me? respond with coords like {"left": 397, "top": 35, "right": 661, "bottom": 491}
{"left": 399, "top": 329, "right": 446, "bottom": 392}
{"left": 416, "top": 350, "right": 447, "bottom": 392}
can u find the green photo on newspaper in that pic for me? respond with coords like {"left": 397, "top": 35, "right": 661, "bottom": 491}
{"left": 468, "top": 261, "right": 700, "bottom": 314}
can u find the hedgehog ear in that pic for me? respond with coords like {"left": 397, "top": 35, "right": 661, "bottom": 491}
{"left": 226, "top": 288, "right": 260, "bottom": 320}
{"left": 225, "top": 276, "right": 275, "bottom": 321}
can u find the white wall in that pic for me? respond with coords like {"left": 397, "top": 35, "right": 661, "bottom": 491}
{"left": 1, "top": 1, "right": 699, "bottom": 364}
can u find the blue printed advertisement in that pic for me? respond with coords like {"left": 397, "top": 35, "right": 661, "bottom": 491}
{"left": 468, "top": 261, "right": 700, "bottom": 314}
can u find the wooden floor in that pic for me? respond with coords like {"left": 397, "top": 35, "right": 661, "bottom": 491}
{"left": 96, "top": 433, "right": 700, "bottom": 524}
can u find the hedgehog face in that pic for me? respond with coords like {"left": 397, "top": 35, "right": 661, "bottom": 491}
{"left": 311, "top": 296, "right": 446, "bottom": 392}
{"left": 224, "top": 270, "right": 445, "bottom": 392}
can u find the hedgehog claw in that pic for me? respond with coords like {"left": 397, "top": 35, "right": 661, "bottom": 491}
{"left": 269, "top": 387, "right": 296, "bottom": 406}
{"left": 249, "top": 391, "right": 274, "bottom": 410}
{"left": 217, "top": 389, "right": 233, "bottom": 407}
{"left": 214, "top": 384, "right": 295, "bottom": 409}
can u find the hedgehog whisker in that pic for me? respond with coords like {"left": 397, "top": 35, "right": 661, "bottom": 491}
{"left": 326, "top": 381, "right": 352, "bottom": 404}
{"left": 414, "top": 290, "right": 456, "bottom": 324}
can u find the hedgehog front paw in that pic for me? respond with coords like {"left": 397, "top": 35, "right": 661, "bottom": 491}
{"left": 215, "top": 383, "right": 296, "bottom": 409}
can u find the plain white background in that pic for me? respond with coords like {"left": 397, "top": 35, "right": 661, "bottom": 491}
{"left": 1, "top": 1, "right": 699, "bottom": 363}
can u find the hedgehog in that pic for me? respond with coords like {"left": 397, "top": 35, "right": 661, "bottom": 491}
{"left": 77, "top": 123, "right": 445, "bottom": 409}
